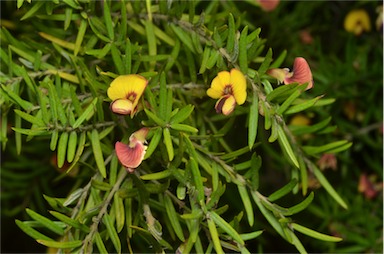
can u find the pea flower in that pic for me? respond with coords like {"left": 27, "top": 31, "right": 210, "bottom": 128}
{"left": 107, "top": 74, "right": 148, "bottom": 117}
{"left": 257, "top": 0, "right": 280, "bottom": 12}
{"left": 206, "top": 69, "right": 247, "bottom": 115}
{"left": 344, "top": 9, "right": 371, "bottom": 35}
{"left": 267, "top": 57, "right": 313, "bottom": 90}
{"left": 115, "top": 127, "right": 149, "bottom": 173}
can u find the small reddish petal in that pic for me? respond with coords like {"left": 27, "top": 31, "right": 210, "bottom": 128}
{"left": 215, "top": 95, "right": 236, "bottom": 115}
{"left": 258, "top": 0, "right": 280, "bottom": 12}
{"left": 115, "top": 141, "right": 147, "bottom": 170}
{"left": 284, "top": 57, "right": 313, "bottom": 90}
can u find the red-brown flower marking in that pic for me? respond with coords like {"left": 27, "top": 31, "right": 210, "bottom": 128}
{"left": 115, "top": 127, "right": 149, "bottom": 173}
{"left": 267, "top": 57, "right": 313, "bottom": 90}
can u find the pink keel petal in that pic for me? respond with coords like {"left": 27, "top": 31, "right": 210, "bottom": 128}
{"left": 284, "top": 57, "right": 313, "bottom": 90}
{"left": 115, "top": 141, "right": 146, "bottom": 171}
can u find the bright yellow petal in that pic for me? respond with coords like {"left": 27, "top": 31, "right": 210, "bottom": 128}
{"left": 107, "top": 74, "right": 148, "bottom": 101}
{"left": 229, "top": 69, "right": 247, "bottom": 105}
{"left": 207, "top": 71, "right": 231, "bottom": 99}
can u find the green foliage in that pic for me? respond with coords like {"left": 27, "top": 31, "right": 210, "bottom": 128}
{"left": 1, "top": 1, "right": 380, "bottom": 253}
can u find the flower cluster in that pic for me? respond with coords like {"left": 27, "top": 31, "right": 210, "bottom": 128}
{"left": 107, "top": 75, "right": 148, "bottom": 172}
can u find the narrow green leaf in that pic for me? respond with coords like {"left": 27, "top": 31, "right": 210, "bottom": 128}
{"left": 285, "top": 96, "right": 323, "bottom": 115}
{"left": 258, "top": 48, "right": 273, "bottom": 76}
{"left": 268, "top": 118, "right": 279, "bottom": 143}
{"left": 144, "top": 128, "right": 162, "bottom": 159}
{"left": 164, "top": 194, "right": 185, "bottom": 241}
{"left": 57, "top": 132, "right": 69, "bottom": 168}
{"left": 103, "top": 0, "right": 114, "bottom": 40}
{"left": 66, "top": 132, "right": 86, "bottom": 173}
{"left": 277, "top": 87, "right": 305, "bottom": 115}
{"left": 199, "top": 46, "right": 211, "bottom": 74}
{"left": 240, "top": 230, "right": 263, "bottom": 241}
{"left": 170, "top": 105, "right": 194, "bottom": 124}
{"left": 144, "top": 20, "right": 157, "bottom": 69}
{"left": 190, "top": 158, "right": 205, "bottom": 202}
{"left": 47, "top": 81, "right": 67, "bottom": 126}
{"left": 313, "top": 165, "right": 348, "bottom": 209}
{"left": 72, "top": 97, "right": 97, "bottom": 129}
{"left": 170, "top": 24, "right": 195, "bottom": 53}
{"left": 114, "top": 193, "right": 125, "bottom": 233}
{"left": 74, "top": 19, "right": 87, "bottom": 56}
{"left": 170, "top": 123, "right": 198, "bottom": 133}
{"left": 277, "top": 125, "right": 299, "bottom": 168}
{"left": 66, "top": 131, "right": 77, "bottom": 163}
{"left": 14, "top": 109, "right": 45, "bottom": 127}
{"left": 39, "top": 31, "right": 75, "bottom": 51}
{"left": 49, "top": 211, "right": 89, "bottom": 233}
{"left": 303, "top": 140, "right": 352, "bottom": 155}
{"left": 37, "top": 239, "right": 82, "bottom": 249}
{"left": 268, "top": 178, "right": 298, "bottom": 202}
{"left": 20, "top": 1, "right": 44, "bottom": 20}
{"left": 237, "top": 185, "right": 254, "bottom": 226}
{"left": 248, "top": 89, "right": 259, "bottom": 150}
{"left": 140, "top": 169, "right": 172, "bottom": 180}
{"left": 163, "top": 128, "right": 174, "bottom": 161}
{"left": 144, "top": 109, "right": 166, "bottom": 127}
{"left": 269, "top": 49, "right": 287, "bottom": 68}
{"left": 91, "top": 129, "right": 107, "bottom": 178}
{"left": 266, "top": 83, "right": 299, "bottom": 102}
{"left": 11, "top": 127, "right": 48, "bottom": 136}
{"left": 287, "top": 192, "right": 314, "bottom": 215}
{"left": 165, "top": 87, "right": 173, "bottom": 123}
{"left": 26, "top": 208, "right": 64, "bottom": 236}
{"left": 239, "top": 26, "right": 248, "bottom": 73}
{"left": 227, "top": 14, "right": 235, "bottom": 54}
{"left": 165, "top": 39, "right": 180, "bottom": 72}
{"left": 15, "top": 220, "right": 53, "bottom": 241}
{"left": 111, "top": 43, "right": 124, "bottom": 75}
{"left": 292, "top": 223, "right": 343, "bottom": 242}
{"left": 103, "top": 213, "right": 122, "bottom": 253}
{"left": 91, "top": 179, "right": 112, "bottom": 191}
{"left": 1, "top": 84, "right": 34, "bottom": 111}
{"left": 209, "top": 211, "right": 244, "bottom": 245}
{"left": 289, "top": 231, "right": 308, "bottom": 254}
{"left": 207, "top": 217, "right": 224, "bottom": 254}
{"left": 95, "top": 231, "right": 109, "bottom": 253}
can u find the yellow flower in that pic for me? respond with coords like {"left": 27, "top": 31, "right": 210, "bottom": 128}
{"left": 207, "top": 69, "right": 247, "bottom": 115}
{"left": 344, "top": 9, "right": 371, "bottom": 36}
{"left": 115, "top": 128, "right": 149, "bottom": 173}
{"left": 107, "top": 74, "right": 148, "bottom": 117}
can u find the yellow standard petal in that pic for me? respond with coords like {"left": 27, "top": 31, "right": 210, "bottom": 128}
{"left": 107, "top": 74, "right": 148, "bottom": 105}
{"left": 207, "top": 70, "right": 231, "bottom": 99}
{"left": 229, "top": 69, "right": 247, "bottom": 105}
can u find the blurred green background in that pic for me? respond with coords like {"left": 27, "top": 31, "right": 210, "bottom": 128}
{"left": 1, "top": 1, "right": 382, "bottom": 253}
